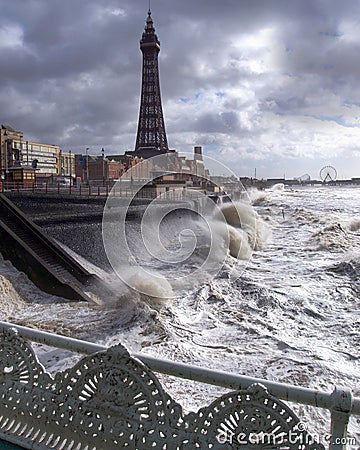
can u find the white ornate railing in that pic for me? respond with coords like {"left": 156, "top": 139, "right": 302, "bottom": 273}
{"left": 0, "top": 321, "right": 359, "bottom": 449}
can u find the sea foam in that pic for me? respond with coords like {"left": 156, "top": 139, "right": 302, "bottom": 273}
{"left": 214, "top": 201, "right": 271, "bottom": 256}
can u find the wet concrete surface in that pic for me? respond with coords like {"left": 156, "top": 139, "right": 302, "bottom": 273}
{"left": 7, "top": 194, "right": 135, "bottom": 271}
{"left": 6, "top": 193, "right": 189, "bottom": 273}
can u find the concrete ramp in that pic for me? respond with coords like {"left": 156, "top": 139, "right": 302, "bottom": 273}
{"left": 0, "top": 193, "right": 100, "bottom": 302}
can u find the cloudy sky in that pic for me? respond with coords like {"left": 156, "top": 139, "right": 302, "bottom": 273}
{"left": 1, "top": 0, "right": 360, "bottom": 179}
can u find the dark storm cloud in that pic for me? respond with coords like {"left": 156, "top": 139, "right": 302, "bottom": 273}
{"left": 1, "top": 0, "right": 360, "bottom": 177}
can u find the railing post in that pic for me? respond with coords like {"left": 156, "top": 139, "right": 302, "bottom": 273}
{"left": 329, "top": 387, "right": 353, "bottom": 450}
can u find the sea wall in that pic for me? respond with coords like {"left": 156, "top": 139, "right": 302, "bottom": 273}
{"left": 6, "top": 193, "right": 148, "bottom": 271}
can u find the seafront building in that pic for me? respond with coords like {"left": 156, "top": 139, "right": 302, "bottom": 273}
{"left": 0, "top": 122, "right": 206, "bottom": 187}
{"left": 0, "top": 124, "right": 75, "bottom": 185}
{"left": 74, "top": 153, "right": 123, "bottom": 185}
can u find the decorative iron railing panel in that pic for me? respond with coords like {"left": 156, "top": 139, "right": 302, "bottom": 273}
{"left": 0, "top": 322, "right": 359, "bottom": 449}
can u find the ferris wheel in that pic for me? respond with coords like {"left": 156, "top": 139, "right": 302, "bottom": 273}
{"left": 320, "top": 165, "right": 337, "bottom": 183}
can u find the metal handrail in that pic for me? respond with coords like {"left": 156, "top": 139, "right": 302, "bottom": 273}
{"left": 0, "top": 320, "right": 358, "bottom": 450}
{"left": 0, "top": 320, "right": 359, "bottom": 413}
{"left": 1, "top": 182, "right": 193, "bottom": 200}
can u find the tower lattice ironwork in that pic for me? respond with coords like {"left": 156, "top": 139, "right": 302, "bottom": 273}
{"left": 135, "top": 9, "right": 169, "bottom": 153}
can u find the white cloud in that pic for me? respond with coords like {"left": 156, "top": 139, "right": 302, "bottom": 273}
{"left": 338, "top": 19, "right": 360, "bottom": 44}
{"left": 0, "top": 24, "right": 23, "bottom": 49}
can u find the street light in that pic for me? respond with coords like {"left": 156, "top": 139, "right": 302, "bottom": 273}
{"left": 59, "top": 148, "right": 62, "bottom": 175}
{"left": 2, "top": 129, "right": 8, "bottom": 181}
{"left": 102, "top": 147, "right": 105, "bottom": 186}
{"left": 69, "top": 150, "right": 72, "bottom": 184}
{"left": 0, "top": 128, "right": 4, "bottom": 180}
{"left": 85, "top": 147, "right": 89, "bottom": 185}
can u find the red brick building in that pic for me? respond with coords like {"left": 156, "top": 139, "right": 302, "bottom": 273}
{"left": 75, "top": 154, "right": 123, "bottom": 183}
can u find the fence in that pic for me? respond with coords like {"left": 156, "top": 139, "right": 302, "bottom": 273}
{"left": 0, "top": 321, "right": 359, "bottom": 449}
{"left": 0, "top": 181, "right": 194, "bottom": 201}
{"left": 2, "top": 181, "right": 115, "bottom": 197}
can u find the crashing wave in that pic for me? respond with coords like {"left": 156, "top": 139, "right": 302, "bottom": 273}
{"left": 215, "top": 201, "right": 271, "bottom": 254}
{"left": 308, "top": 215, "right": 360, "bottom": 252}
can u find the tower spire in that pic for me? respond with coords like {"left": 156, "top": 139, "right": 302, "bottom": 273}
{"left": 135, "top": 7, "right": 169, "bottom": 154}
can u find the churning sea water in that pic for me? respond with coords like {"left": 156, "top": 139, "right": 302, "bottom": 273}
{"left": 0, "top": 185, "right": 359, "bottom": 442}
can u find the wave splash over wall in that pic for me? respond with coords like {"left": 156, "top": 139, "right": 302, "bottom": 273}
{"left": 101, "top": 153, "right": 273, "bottom": 301}
{"left": 103, "top": 197, "right": 271, "bottom": 301}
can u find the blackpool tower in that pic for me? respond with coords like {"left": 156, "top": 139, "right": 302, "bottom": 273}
{"left": 135, "top": 9, "right": 169, "bottom": 155}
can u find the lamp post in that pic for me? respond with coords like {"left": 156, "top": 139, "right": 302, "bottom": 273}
{"left": 3, "top": 129, "right": 8, "bottom": 181}
{"left": 101, "top": 147, "right": 105, "bottom": 186}
{"left": 85, "top": 147, "right": 89, "bottom": 185}
{"left": 59, "top": 148, "right": 62, "bottom": 176}
{"left": 69, "top": 150, "right": 72, "bottom": 185}
{"left": 0, "top": 128, "right": 4, "bottom": 180}
{"left": 26, "top": 141, "right": 29, "bottom": 167}
{"left": 18, "top": 135, "right": 22, "bottom": 167}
